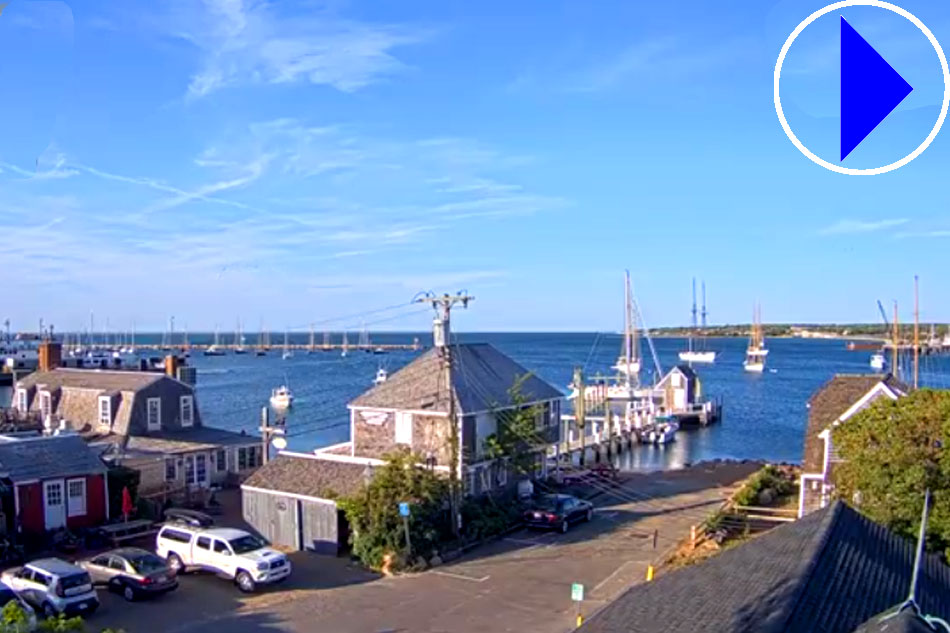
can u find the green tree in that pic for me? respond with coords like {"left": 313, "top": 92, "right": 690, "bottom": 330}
{"left": 833, "top": 389, "right": 950, "bottom": 557}
{"left": 338, "top": 451, "right": 451, "bottom": 570}
{"left": 482, "top": 374, "right": 546, "bottom": 475}
{"left": 1, "top": 600, "right": 33, "bottom": 633}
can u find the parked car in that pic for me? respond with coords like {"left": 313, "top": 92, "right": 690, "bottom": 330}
{"left": 155, "top": 524, "right": 291, "bottom": 593}
{"left": 0, "top": 580, "right": 37, "bottom": 631}
{"left": 0, "top": 559, "right": 99, "bottom": 618}
{"left": 523, "top": 494, "right": 594, "bottom": 533}
{"left": 79, "top": 548, "right": 178, "bottom": 602}
{"left": 163, "top": 508, "right": 214, "bottom": 528}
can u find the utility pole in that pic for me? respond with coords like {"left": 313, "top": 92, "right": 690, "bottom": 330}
{"left": 913, "top": 275, "right": 920, "bottom": 390}
{"left": 574, "top": 367, "right": 586, "bottom": 467}
{"left": 892, "top": 301, "right": 899, "bottom": 380}
{"left": 414, "top": 291, "right": 473, "bottom": 537}
{"left": 259, "top": 407, "right": 285, "bottom": 465}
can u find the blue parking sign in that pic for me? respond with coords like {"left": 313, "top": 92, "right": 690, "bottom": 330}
{"left": 399, "top": 502, "right": 410, "bottom": 517}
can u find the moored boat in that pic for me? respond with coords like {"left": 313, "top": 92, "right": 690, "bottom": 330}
{"left": 270, "top": 385, "right": 293, "bottom": 409}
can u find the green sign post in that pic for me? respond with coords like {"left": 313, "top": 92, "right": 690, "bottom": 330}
{"left": 572, "top": 583, "right": 584, "bottom": 626}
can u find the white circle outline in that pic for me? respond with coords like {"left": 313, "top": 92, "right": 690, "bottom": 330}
{"left": 774, "top": 0, "right": 950, "bottom": 175}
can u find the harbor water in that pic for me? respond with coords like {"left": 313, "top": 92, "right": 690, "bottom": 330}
{"left": 4, "top": 333, "right": 948, "bottom": 472}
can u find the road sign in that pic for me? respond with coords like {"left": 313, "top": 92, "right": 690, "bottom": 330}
{"left": 399, "top": 502, "right": 410, "bottom": 517}
{"left": 571, "top": 583, "right": 584, "bottom": 602}
{"left": 840, "top": 16, "right": 913, "bottom": 161}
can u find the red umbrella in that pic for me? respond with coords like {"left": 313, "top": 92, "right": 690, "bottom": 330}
{"left": 121, "top": 487, "right": 134, "bottom": 522}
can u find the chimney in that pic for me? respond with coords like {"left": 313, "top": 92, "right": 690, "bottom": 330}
{"left": 164, "top": 355, "right": 178, "bottom": 378}
{"left": 38, "top": 341, "right": 62, "bottom": 372}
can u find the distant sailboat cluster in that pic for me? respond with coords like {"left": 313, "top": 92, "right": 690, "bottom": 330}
{"left": 679, "top": 279, "right": 716, "bottom": 365}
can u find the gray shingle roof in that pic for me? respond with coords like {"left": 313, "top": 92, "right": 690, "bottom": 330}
{"left": 803, "top": 374, "right": 908, "bottom": 474}
{"left": 242, "top": 453, "right": 372, "bottom": 500}
{"left": 852, "top": 607, "right": 941, "bottom": 633}
{"left": 17, "top": 368, "right": 163, "bottom": 391}
{"left": 349, "top": 343, "right": 563, "bottom": 414}
{"left": 123, "top": 427, "right": 259, "bottom": 455}
{"left": 0, "top": 434, "right": 107, "bottom": 482}
{"left": 578, "top": 501, "right": 950, "bottom": 633}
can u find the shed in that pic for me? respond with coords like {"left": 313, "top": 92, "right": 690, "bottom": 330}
{"left": 241, "top": 452, "right": 374, "bottom": 555}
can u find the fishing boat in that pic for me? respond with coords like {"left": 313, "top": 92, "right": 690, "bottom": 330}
{"left": 743, "top": 303, "right": 768, "bottom": 373}
{"left": 679, "top": 279, "right": 717, "bottom": 364}
{"left": 282, "top": 330, "right": 293, "bottom": 360}
{"left": 269, "top": 385, "right": 293, "bottom": 409}
{"left": 373, "top": 367, "right": 389, "bottom": 385}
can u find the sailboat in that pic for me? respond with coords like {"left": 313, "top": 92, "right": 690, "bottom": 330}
{"left": 255, "top": 321, "right": 267, "bottom": 356}
{"left": 234, "top": 320, "right": 247, "bottom": 354}
{"left": 679, "top": 279, "right": 716, "bottom": 364}
{"left": 282, "top": 330, "right": 293, "bottom": 360}
{"left": 612, "top": 270, "right": 641, "bottom": 384}
{"left": 204, "top": 326, "right": 226, "bottom": 356}
{"left": 341, "top": 331, "right": 349, "bottom": 358}
{"left": 743, "top": 303, "right": 768, "bottom": 373}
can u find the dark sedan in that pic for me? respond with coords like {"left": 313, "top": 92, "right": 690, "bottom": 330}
{"left": 79, "top": 548, "right": 178, "bottom": 602}
{"left": 524, "top": 494, "right": 594, "bottom": 533}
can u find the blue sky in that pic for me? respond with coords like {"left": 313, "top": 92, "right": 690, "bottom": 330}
{"left": 1, "top": 0, "right": 948, "bottom": 333}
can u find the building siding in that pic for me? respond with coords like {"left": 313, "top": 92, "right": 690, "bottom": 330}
{"left": 66, "top": 474, "right": 107, "bottom": 529}
{"left": 242, "top": 489, "right": 342, "bottom": 554}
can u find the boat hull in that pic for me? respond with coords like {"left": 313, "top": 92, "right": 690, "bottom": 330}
{"left": 743, "top": 362, "right": 765, "bottom": 373}
{"left": 678, "top": 351, "right": 716, "bottom": 364}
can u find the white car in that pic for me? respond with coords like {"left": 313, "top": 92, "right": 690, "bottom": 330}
{"left": 156, "top": 524, "right": 291, "bottom": 593}
{"left": 0, "top": 559, "right": 98, "bottom": 619}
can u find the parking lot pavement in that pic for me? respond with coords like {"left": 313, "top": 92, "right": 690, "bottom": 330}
{"left": 86, "top": 461, "right": 759, "bottom": 633}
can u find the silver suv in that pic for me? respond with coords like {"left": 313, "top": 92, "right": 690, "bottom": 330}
{"left": 0, "top": 559, "right": 99, "bottom": 618}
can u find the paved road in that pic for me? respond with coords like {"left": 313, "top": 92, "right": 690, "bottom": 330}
{"left": 91, "top": 462, "right": 759, "bottom": 633}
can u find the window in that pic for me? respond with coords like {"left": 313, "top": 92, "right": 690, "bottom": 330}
{"left": 180, "top": 395, "right": 194, "bottom": 427}
{"left": 213, "top": 540, "right": 231, "bottom": 555}
{"left": 16, "top": 389, "right": 27, "bottom": 413}
{"left": 238, "top": 447, "right": 248, "bottom": 470}
{"left": 196, "top": 536, "right": 212, "bottom": 550}
{"left": 67, "top": 478, "right": 86, "bottom": 517}
{"left": 45, "top": 482, "right": 63, "bottom": 507}
{"left": 159, "top": 528, "right": 191, "bottom": 544}
{"left": 238, "top": 446, "right": 261, "bottom": 470}
{"left": 98, "top": 396, "right": 112, "bottom": 427}
{"left": 91, "top": 556, "right": 110, "bottom": 567}
{"left": 165, "top": 459, "right": 177, "bottom": 482}
{"left": 185, "top": 456, "right": 195, "bottom": 484}
{"left": 147, "top": 397, "right": 161, "bottom": 431}
{"left": 108, "top": 558, "right": 127, "bottom": 571}
{"left": 195, "top": 454, "right": 207, "bottom": 484}
{"left": 395, "top": 411, "right": 413, "bottom": 445}
{"left": 216, "top": 449, "right": 227, "bottom": 472}
{"left": 39, "top": 391, "right": 51, "bottom": 419}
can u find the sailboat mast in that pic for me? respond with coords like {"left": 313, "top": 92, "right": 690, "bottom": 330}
{"left": 701, "top": 281, "right": 707, "bottom": 329}
{"left": 892, "top": 300, "right": 899, "bottom": 378}
{"left": 914, "top": 275, "right": 919, "bottom": 389}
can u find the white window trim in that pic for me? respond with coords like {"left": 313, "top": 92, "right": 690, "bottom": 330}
{"left": 67, "top": 478, "right": 87, "bottom": 518}
{"left": 180, "top": 395, "right": 194, "bottom": 427}
{"left": 395, "top": 411, "right": 413, "bottom": 446}
{"left": 98, "top": 396, "right": 112, "bottom": 428}
{"left": 147, "top": 397, "right": 162, "bottom": 431}
{"left": 16, "top": 388, "right": 27, "bottom": 413}
{"left": 39, "top": 391, "right": 51, "bottom": 419}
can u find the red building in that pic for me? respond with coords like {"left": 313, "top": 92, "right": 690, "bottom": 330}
{"left": 0, "top": 434, "right": 108, "bottom": 534}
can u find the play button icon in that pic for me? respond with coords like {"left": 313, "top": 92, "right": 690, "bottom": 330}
{"left": 840, "top": 16, "right": 913, "bottom": 161}
{"left": 775, "top": 1, "right": 950, "bottom": 176}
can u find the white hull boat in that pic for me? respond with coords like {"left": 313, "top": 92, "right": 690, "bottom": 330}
{"left": 270, "top": 386, "right": 294, "bottom": 409}
{"left": 648, "top": 421, "right": 678, "bottom": 444}
{"left": 870, "top": 353, "right": 886, "bottom": 370}
{"left": 678, "top": 350, "right": 717, "bottom": 364}
{"left": 373, "top": 367, "right": 388, "bottom": 385}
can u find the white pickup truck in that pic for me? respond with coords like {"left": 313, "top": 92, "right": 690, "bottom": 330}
{"left": 155, "top": 524, "right": 292, "bottom": 593}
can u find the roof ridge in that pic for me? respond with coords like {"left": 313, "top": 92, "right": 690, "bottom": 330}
{"left": 778, "top": 501, "right": 847, "bottom": 629}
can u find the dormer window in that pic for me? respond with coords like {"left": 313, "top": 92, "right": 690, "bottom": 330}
{"left": 15, "top": 388, "right": 27, "bottom": 413}
{"left": 98, "top": 396, "right": 112, "bottom": 427}
{"left": 39, "top": 391, "right": 52, "bottom": 420}
{"left": 180, "top": 395, "right": 194, "bottom": 427}
{"left": 147, "top": 397, "right": 162, "bottom": 431}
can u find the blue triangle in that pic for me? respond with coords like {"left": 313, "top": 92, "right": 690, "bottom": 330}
{"left": 841, "top": 16, "right": 913, "bottom": 161}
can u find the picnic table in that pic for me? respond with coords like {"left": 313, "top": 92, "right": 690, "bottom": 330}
{"left": 97, "top": 519, "right": 158, "bottom": 546}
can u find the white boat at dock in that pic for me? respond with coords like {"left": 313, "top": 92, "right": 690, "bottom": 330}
{"left": 270, "top": 385, "right": 294, "bottom": 409}
{"left": 647, "top": 420, "right": 678, "bottom": 445}
{"left": 870, "top": 352, "right": 887, "bottom": 371}
{"left": 204, "top": 327, "right": 226, "bottom": 356}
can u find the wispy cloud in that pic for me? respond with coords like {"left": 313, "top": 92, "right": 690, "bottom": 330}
{"left": 818, "top": 218, "right": 909, "bottom": 235}
{"left": 896, "top": 229, "right": 950, "bottom": 238}
{"left": 159, "top": 0, "right": 431, "bottom": 99}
